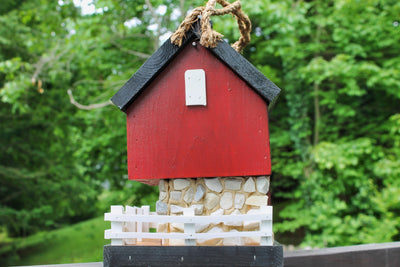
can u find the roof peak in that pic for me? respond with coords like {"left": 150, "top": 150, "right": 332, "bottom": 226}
{"left": 111, "top": 26, "right": 280, "bottom": 112}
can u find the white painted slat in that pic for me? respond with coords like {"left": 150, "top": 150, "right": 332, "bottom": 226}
{"left": 105, "top": 205, "right": 273, "bottom": 246}
{"left": 183, "top": 208, "right": 195, "bottom": 246}
{"left": 142, "top": 205, "right": 150, "bottom": 233}
{"left": 110, "top": 206, "right": 124, "bottom": 246}
{"left": 124, "top": 206, "right": 137, "bottom": 245}
{"left": 260, "top": 206, "right": 273, "bottom": 246}
{"left": 136, "top": 207, "right": 143, "bottom": 242}
{"left": 105, "top": 211, "right": 272, "bottom": 224}
{"left": 105, "top": 230, "right": 272, "bottom": 240}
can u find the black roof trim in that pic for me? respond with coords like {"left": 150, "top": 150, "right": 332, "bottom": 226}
{"left": 111, "top": 26, "right": 281, "bottom": 112}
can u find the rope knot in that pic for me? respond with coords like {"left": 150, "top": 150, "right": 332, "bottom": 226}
{"left": 171, "top": 0, "right": 251, "bottom": 53}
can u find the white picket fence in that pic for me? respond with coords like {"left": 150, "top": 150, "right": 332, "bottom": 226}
{"left": 104, "top": 205, "right": 273, "bottom": 246}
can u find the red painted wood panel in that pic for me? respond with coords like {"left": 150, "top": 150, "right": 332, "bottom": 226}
{"left": 126, "top": 43, "right": 271, "bottom": 184}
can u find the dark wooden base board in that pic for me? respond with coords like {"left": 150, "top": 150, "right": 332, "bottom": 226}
{"left": 103, "top": 243, "right": 283, "bottom": 267}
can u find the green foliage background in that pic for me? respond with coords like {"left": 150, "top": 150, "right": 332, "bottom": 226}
{"left": 0, "top": 0, "right": 399, "bottom": 257}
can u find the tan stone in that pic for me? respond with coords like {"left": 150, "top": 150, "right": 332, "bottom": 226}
{"left": 156, "top": 200, "right": 168, "bottom": 215}
{"left": 159, "top": 180, "right": 166, "bottom": 192}
{"left": 243, "top": 209, "right": 262, "bottom": 230}
{"left": 170, "top": 191, "right": 182, "bottom": 202}
{"left": 225, "top": 178, "right": 242, "bottom": 190}
{"left": 245, "top": 195, "right": 269, "bottom": 206}
{"left": 256, "top": 176, "right": 270, "bottom": 194}
{"left": 159, "top": 191, "right": 167, "bottom": 201}
{"left": 243, "top": 178, "right": 256, "bottom": 192}
{"left": 157, "top": 223, "right": 168, "bottom": 233}
{"left": 191, "top": 204, "right": 204, "bottom": 215}
{"left": 234, "top": 193, "right": 245, "bottom": 209}
{"left": 211, "top": 208, "right": 224, "bottom": 216}
{"left": 170, "top": 222, "right": 184, "bottom": 232}
{"left": 197, "top": 226, "right": 224, "bottom": 246}
{"left": 195, "top": 223, "right": 209, "bottom": 233}
{"left": 220, "top": 192, "right": 233, "bottom": 210}
{"left": 194, "top": 184, "right": 206, "bottom": 202}
{"left": 244, "top": 236, "right": 261, "bottom": 245}
{"left": 223, "top": 229, "right": 244, "bottom": 246}
{"left": 205, "top": 192, "right": 219, "bottom": 210}
{"left": 205, "top": 177, "right": 223, "bottom": 193}
{"left": 173, "top": 179, "right": 191, "bottom": 190}
{"left": 170, "top": 204, "right": 183, "bottom": 214}
{"left": 184, "top": 187, "right": 194, "bottom": 204}
{"left": 243, "top": 221, "right": 260, "bottom": 230}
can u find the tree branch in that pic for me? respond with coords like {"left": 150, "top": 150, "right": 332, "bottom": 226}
{"left": 180, "top": 0, "right": 185, "bottom": 21}
{"left": 145, "top": 0, "right": 162, "bottom": 49}
{"left": 67, "top": 89, "right": 112, "bottom": 110}
{"left": 31, "top": 42, "right": 68, "bottom": 83}
{"left": 110, "top": 40, "right": 150, "bottom": 59}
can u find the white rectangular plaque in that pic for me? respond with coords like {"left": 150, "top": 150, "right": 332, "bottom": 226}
{"left": 185, "top": 69, "right": 207, "bottom": 106}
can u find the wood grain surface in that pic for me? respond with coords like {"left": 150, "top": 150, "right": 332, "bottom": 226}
{"left": 126, "top": 43, "right": 271, "bottom": 182}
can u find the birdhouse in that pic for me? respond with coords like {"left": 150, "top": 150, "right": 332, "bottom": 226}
{"left": 111, "top": 25, "right": 281, "bottom": 185}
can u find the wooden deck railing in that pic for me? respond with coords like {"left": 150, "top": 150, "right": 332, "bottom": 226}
{"left": 19, "top": 241, "right": 400, "bottom": 266}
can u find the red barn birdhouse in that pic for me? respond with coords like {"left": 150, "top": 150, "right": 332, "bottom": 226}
{"left": 111, "top": 25, "right": 280, "bottom": 185}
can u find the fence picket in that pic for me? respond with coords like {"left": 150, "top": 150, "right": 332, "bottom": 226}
{"left": 124, "top": 206, "right": 137, "bottom": 245}
{"left": 259, "top": 206, "right": 273, "bottom": 246}
{"left": 183, "top": 208, "right": 195, "bottom": 246}
{"left": 109, "top": 205, "right": 124, "bottom": 246}
{"left": 142, "top": 205, "right": 150, "bottom": 233}
{"left": 105, "top": 205, "right": 273, "bottom": 246}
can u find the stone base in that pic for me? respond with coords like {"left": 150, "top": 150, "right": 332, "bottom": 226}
{"left": 103, "top": 243, "right": 283, "bottom": 267}
{"left": 157, "top": 176, "right": 272, "bottom": 246}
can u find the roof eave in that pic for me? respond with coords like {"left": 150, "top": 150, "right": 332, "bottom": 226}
{"left": 111, "top": 30, "right": 199, "bottom": 112}
{"left": 111, "top": 27, "right": 281, "bottom": 112}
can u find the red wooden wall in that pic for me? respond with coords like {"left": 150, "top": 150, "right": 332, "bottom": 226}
{"left": 126, "top": 43, "right": 271, "bottom": 184}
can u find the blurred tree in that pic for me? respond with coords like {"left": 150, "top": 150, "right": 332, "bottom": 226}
{"left": 220, "top": 0, "right": 400, "bottom": 247}
{"left": 0, "top": 0, "right": 206, "bottom": 237}
{"left": 1, "top": 0, "right": 399, "bottom": 249}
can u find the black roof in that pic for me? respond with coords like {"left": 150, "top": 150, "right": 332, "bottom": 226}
{"left": 111, "top": 25, "right": 281, "bottom": 112}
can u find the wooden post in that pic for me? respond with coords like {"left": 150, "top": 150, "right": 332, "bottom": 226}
{"left": 124, "top": 206, "right": 137, "bottom": 245}
{"left": 110, "top": 205, "right": 124, "bottom": 246}
{"left": 136, "top": 207, "right": 143, "bottom": 242}
{"left": 183, "top": 208, "right": 195, "bottom": 246}
{"left": 142, "top": 205, "right": 150, "bottom": 233}
{"left": 260, "top": 206, "right": 273, "bottom": 246}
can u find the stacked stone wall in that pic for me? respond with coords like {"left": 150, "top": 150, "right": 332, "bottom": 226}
{"left": 156, "top": 176, "right": 271, "bottom": 245}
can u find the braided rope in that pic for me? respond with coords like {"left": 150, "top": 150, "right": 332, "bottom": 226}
{"left": 170, "top": 0, "right": 251, "bottom": 53}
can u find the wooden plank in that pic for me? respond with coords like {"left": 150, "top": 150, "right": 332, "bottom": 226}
{"left": 260, "top": 206, "right": 273, "bottom": 246}
{"left": 104, "top": 209, "right": 272, "bottom": 224}
{"left": 142, "top": 206, "right": 150, "bottom": 233}
{"left": 284, "top": 242, "right": 400, "bottom": 267}
{"left": 17, "top": 263, "right": 102, "bottom": 267}
{"left": 110, "top": 206, "right": 123, "bottom": 246}
{"left": 210, "top": 40, "right": 281, "bottom": 108}
{"left": 136, "top": 207, "right": 143, "bottom": 242}
{"left": 183, "top": 208, "right": 195, "bottom": 246}
{"left": 124, "top": 206, "right": 137, "bottom": 245}
{"left": 105, "top": 229, "right": 272, "bottom": 240}
{"left": 103, "top": 244, "right": 283, "bottom": 267}
{"left": 125, "top": 42, "right": 272, "bottom": 182}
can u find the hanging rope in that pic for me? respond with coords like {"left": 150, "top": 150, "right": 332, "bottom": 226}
{"left": 170, "top": 0, "right": 251, "bottom": 53}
